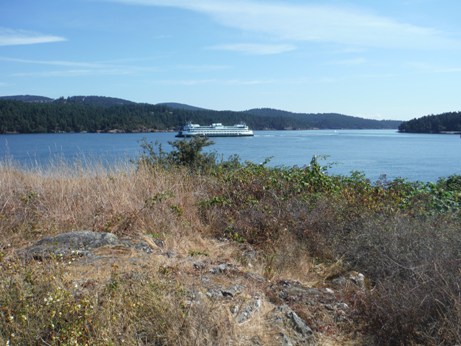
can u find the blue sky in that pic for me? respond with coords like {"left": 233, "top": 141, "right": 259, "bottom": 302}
{"left": 1, "top": 0, "right": 461, "bottom": 120}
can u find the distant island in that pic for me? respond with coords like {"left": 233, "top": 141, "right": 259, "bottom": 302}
{"left": 0, "top": 95, "right": 401, "bottom": 134}
{"left": 398, "top": 111, "right": 461, "bottom": 134}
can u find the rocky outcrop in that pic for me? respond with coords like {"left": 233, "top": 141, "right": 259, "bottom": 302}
{"left": 16, "top": 231, "right": 360, "bottom": 345}
{"left": 17, "top": 230, "right": 153, "bottom": 260}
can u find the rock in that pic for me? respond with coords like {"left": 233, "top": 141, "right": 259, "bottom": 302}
{"left": 164, "top": 250, "right": 176, "bottom": 258}
{"left": 206, "top": 288, "right": 223, "bottom": 299}
{"left": 221, "top": 284, "right": 244, "bottom": 297}
{"left": 19, "top": 231, "right": 119, "bottom": 260}
{"left": 279, "top": 333, "right": 294, "bottom": 346}
{"left": 325, "top": 288, "right": 334, "bottom": 295}
{"left": 272, "top": 305, "right": 314, "bottom": 344}
{"left": 331, "top": 276, "right": 347, "bottom": 286}
{"left": 133, "top": 241, "right": 154, "bottom": 254}
{"left": 244, "top": 272, "right": 266, "bottom": 283}
{"left": 271, "top": 280, "right": 334, "bottom": 306}
{"left": 206, "top": 284, "right": 244, "bottom": 299}
{"left": 210, "top": 263, "right": 232, "bottom": 274}
{"left": 236, "top": 296, "right": 262, "bottom": 323}
{"left": 336, "top": 302, "right": 349, "bottom": 310}
{"left": 349, "top": 272, "right": 366, "bottom": 288}
{"left": 193, "top": 261, "right": 207, "bottom": 270}
{"left": 287, "top": 309, "right": 313, "bottom": 337}
{"left": 152, "top": 238, "right": 165, "bottom": 248}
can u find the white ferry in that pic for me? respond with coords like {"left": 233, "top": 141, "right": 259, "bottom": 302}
{"left": 176, "top": 122, "right": 254, "bottom": 137}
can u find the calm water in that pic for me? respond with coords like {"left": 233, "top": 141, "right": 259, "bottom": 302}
{"left": 1, "top": 130, "right": 460, "bottom": 182}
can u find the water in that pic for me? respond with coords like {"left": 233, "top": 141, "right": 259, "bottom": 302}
{"left": 1, "top": 130, "right": 460, "bottom": 182}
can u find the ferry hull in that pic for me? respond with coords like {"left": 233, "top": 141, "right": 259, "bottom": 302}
{"left": 175, "top": 122, "right": 254, "bottom": 138}
{"left": 176, "top": 132, "right": 254, "bottom": 138}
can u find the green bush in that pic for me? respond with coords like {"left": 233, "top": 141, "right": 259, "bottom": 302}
{"left": 197, "top": 149, "right": 461, "bottom": 344}
{"left": 138, "top": 136, "right": 218, "bottom": 173}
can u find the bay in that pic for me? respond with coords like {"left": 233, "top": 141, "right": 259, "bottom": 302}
{"left": 1, "top": 130, "right": 460, "bottom": 182}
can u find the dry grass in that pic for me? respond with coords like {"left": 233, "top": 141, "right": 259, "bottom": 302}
{"left": 0, "top": 160, "right": 243, "bottom": 345}
{"left": 0, "top": 161, "right": 207, "bottom": 248}
{"left": 0, "top": 160, "right": 365, "bottom": 345}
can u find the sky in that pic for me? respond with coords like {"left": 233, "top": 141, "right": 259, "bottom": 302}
{"left": 1, "top": 0, "right": 461, "bottom": 120}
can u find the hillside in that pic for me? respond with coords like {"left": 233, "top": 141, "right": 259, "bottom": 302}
{"left": 398, "top": 111, "right": 461, "bottom": 133}
{"left": 0, "top": 95, "right": 54, "bottom": 103}
{"left": 156, "top": 102, "right": 208, "bottom": 111}
{"left": 0, "top": 95, "right": 401, "bottom": 133}
{"left": 56, "top": 95, "right": 135, "bottom": 107}
{"left": 245, "top": 108, "right": 400, "bottom": 130}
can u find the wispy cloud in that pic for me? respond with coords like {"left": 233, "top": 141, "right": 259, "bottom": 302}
{"left": 0, "top": 28, "right": 66, "bottom": 46}
{"left": 108, "top": 0, "right": 460, "bottom": 50}
{"left": 407, "top": 61, "right": 461, "bottom": 73}
{"left": 0, "top": 57, "right": 105, "bottom": 68}
{"left": 175, "top": 64, "right": 230, "bottom": 72}
{"left": 1, "top": 56, "right": 160, "bottom": 77}
{"left": 327, "top": 57, "right": 368, "bottom": 66}
{"left": 12, "top": 69, "right": 135, "bottom": 78}
{"left": 156, "top": 78, "right": 273, "bottom": 86}
{"left": 209, "top": 43, "right": 296, "bottom": 55}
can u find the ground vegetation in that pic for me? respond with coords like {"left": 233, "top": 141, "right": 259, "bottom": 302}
{"left": 1, "top": 137, "right": 460, "bottom": 345}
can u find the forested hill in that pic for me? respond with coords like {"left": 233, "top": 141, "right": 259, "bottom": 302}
{"left": 398, "top": 112, "right": 461, "bottom": 133}
{"left": 0, "top": 96, "right": 401, "bottom": 133}
{"left": 245, "top": 108, "right": 399, "bottom": 130}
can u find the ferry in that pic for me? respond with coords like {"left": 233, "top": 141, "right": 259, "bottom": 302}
{"left": 176, "top": 122, "right": 254, "bottom": 137}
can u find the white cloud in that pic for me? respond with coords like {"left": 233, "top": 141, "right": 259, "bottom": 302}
{"left": 327, "top": 57, "right": 367, "bottom": 66}
{"left": 1, "top": 56, "right": 161, "bottom": 77}
{"left": 12, "top": 68, "right": 135, "bottom": 78}
{"left": 0, "top": 28, "right": 66, "bottom": 46}
{"left": 0, "top": 57, "right": 104, "bottom": 68}
{"left": 209, "top": 43, "right": 296, "bottom": 55}
{"left": 175, "top": 64, "right": 230, "bottom": 72}
{"left": 407, "top": 61, "right": 461, "bottom": 73}
{"left": 108, "top": 0, "right": 460, "bottom": 50}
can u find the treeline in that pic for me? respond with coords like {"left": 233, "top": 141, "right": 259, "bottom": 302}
{"left": 399, "top": 111, "right": 461, "bottom": 133}
{"left": 0, "top": 96, "right": 401, "bottom": 134}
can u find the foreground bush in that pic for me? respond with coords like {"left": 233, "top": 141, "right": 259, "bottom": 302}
{"left": 195, "top": 153, "right": 461, "bottom": 345}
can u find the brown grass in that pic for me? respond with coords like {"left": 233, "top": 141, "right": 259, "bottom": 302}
{"left": 0, "top": 161, "right": 207, "bottom": 248}
{"left": 0, "top": 160, "right": 366, "bottom": 345}
{"left": 0, "top": 161, "right": 243, "bottom": 345}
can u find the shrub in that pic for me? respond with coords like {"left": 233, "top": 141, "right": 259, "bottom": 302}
{"left": 199, "top": 153, "right": 461, "bottom": 344}
{"left": 138, "top": 136, "right": 218, "bottom": 173}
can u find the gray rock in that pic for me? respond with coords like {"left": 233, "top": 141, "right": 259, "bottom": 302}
{"left": 119, "top": 238, "right": 154, "bottom": 254}
{"left": 210, "top": 263, "right": 232, "bottom": 274}
{"left": 279, "top": 333, "right": 294, "bottom": 346}
{"left": 19, "top": 231, "right": 119, "bottom": 260}
{"left": 206, "top": 284, "right": 244, "bottom": 299}
{"left": 287, "top": 309, "right": 313, "bottom": 337}
{"left": 236, "top": 296, "right": 262, "bottom": 323}
{"left": 221, "top": 284, "right": 244, "bottom": 297}
{"left": 272, "top": 305, "right": 314, "bottom": 343}
{"left": 331, "top": 276, "right": 347, "bottom": 286}
{"left": 206, "top": 288, "right": 223, "bottom": 299}
{"left": 164, "top": 250, "right": 176, "bottom": 258}
{"left": 193, "top": 261, "right": 207, "bottom": 270}
{"left": 349, "top": 272, "right": 366, "bottom": 288}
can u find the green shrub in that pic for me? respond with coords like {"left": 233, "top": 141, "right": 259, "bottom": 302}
{"left": 138, "top": 136, "right": 218, "bottom": 173}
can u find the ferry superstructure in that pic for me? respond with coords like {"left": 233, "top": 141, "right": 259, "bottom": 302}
{"left": 176, "top": 122, "right": 254, "bottom": 137}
